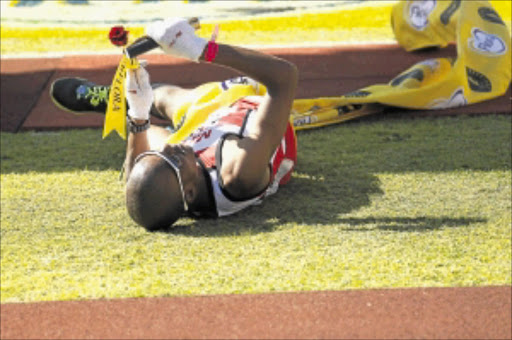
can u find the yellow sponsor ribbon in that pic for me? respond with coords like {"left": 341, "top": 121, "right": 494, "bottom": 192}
{"left": 102, "top": 54, "right": 140, "bottom": 140}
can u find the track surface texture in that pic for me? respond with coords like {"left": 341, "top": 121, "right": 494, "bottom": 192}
{"left": 1, "top": 44, "right": 511, "bottom": 339}
{"left": 1, "top": 286, "right": 510, "bottom": 339}
{"left": 1, "top": 44, "right": 510, "bottom": 132}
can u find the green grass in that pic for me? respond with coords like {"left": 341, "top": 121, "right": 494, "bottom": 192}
{"left": 1, "top": 115, "right": 511, "bottom": 303}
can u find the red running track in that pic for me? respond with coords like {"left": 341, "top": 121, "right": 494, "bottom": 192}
{"left": 1, "top": 44, "right": 510, "bottom": 132}
{"left": 1, "top": 286, "right": 511, "bottom": 339}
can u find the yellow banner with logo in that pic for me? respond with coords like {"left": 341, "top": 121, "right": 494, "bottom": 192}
{"left": 290, "top": 0, "right": 511, "bottom": 130}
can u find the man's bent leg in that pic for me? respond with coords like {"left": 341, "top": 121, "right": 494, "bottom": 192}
{"left": 146, "top": 124, "right": 173, "bottom": 151}
{"left": 152, "top": 84, "right": 192, "bottom": 126}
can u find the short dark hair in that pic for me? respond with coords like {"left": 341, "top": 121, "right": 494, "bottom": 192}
{"left": 125, "top": 157, "right": 184, "bottom": 231}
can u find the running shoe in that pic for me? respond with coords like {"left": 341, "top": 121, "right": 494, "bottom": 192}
{"left": 50, "top": 77, "right": 110, "bottom": 114}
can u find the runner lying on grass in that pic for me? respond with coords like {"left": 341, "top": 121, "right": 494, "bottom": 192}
{"left": 50, "top": 18, "right": 298, "bottom": 231}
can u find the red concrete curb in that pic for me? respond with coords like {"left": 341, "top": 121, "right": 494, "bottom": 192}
{"left": 1, "top": 286, "right": 510, "bottom": 339}
{"left": 1, "top": 44, "right": 510, "bottom": 133}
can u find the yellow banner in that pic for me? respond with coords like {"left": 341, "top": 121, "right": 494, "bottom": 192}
{"left": 291, "top": 0, "right": 511, "bottom": 130}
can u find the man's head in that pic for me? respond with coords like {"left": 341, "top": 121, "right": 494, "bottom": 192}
{"left": 125, "top": 144, "right": 204, "bottom": 231}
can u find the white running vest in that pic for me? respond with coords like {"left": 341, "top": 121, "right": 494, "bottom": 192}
{"left": 182, "top": 96, "right": 297, "bottom": 217}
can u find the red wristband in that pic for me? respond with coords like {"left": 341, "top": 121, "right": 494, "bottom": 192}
{"left": 205, "top": 24, "right": 220, "bottom": 63}
{"left": 205, "top": 41, "right": 219, "bottom": 62}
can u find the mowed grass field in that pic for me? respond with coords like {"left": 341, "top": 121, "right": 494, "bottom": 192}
{"left": 1, "top": 1, "right": 511, "bottom": 304}
{"left": 1, "top": 115, "right": 511, "bottom": 303}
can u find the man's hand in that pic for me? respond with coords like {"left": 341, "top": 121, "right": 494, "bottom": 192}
{"left": 125, "top": 65, "right": 153, "bottom": 121}
{"left": 146, "top": 18, "right": 207, "bottom": 62}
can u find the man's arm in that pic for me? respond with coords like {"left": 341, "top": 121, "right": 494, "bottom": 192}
{"left": 124, "top": 126, "right": 149, "bottom": 180}
{"left": 123, "top": 67, "right": 172, "bottom": 180}
{"left": 200, "top": 44, "right": 298, "bottom": 197}
{"left": 130, "top": 19, "right": 298, "bottom": 196}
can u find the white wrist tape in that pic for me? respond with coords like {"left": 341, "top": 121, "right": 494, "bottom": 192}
{"left": 146, "top": 18, "right": 207, "bottom": 62}
{"left": 125, "top": 67, "right": 153, "bottom": 120}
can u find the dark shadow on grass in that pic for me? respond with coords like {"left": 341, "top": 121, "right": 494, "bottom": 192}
{"left": 338, "top": 216, "right": 486, "bottom": 232}
{"left": 163, "top": 167, "right": 384, "bottom": 237}
{"left": 160, "top": 114, "right": 510, "bottom": 237}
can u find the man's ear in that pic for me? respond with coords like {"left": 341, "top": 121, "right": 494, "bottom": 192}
{"left": 185, "top": 185, "right": 197, "bottom": 204}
